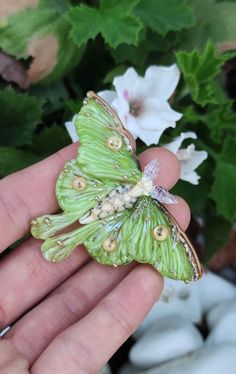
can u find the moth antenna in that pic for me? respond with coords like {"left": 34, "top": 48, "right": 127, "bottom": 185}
{"left": 143, "top": 159, "right": 160, "bottom": 182}
{"left": 152, "top": 186, "right": 178, "bottom": 205}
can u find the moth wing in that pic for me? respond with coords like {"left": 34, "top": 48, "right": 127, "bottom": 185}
{"left": 120, "top": 197, "right": 202, "bottom": 282}
{"left": 40, "top": 209, "right": 133, "bottom": 264}
{"left": 31, "top": 160, "right": 118, "bottom": 241}
{"left": 74, "top": 91, "right": 141, "bottom": 184}
{"left": 39, "top": 196, "right": 202, "bottom": 281}
{"left": 56, "top": 159, "right": 117, "bottom": 215}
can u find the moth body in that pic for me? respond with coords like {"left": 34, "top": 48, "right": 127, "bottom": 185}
{"left": 80, "top": 176, "right": 153, "bottom": 224}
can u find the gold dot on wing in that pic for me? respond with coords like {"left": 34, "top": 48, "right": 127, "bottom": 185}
{"left": 103, "top": 237, "right": 117, "bottom": 252}
{"left": 106, "top": 136, "right": 122, "bottom": 151}
{"left": 72, "top": 176, "right": 88, "bottom": 191}
{"left": 152, "top": 225, "right": 169, "bottom": 241}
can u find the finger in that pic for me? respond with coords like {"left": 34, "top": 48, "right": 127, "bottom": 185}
{"left": 0, "top": 143, "right": 78, "bottom": 252}
{"left": 139, "top": 147, "right": 180, "bottom": 189}
{"left": 0, "top": 238, "right": 88, "bottom": 330}
{"left": 5, "top": 261, "right": 135, "bottom": 364}
{"left": 163, "top": 196, "right": 191, "bottom": 231}
{"left": 0, "top": 340, "right": 29, "bottom": 372}
{"left": 139, "top": 147, "right": 190, "bottom": 230}
{"left": 31, "top": 265, "right": 163, "bottom": 374}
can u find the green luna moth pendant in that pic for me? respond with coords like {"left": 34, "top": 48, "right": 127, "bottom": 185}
{"left": 31, "top": 91, "right": 203, "bottom": 282}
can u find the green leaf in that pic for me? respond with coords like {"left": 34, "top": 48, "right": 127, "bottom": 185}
{"left": 135, "top": 0, "right": 195, "bottom": 36}
{"left": 180, "top": 0, "right": 236, "bottom": 52}
{"left": 110, "top": 31, "right": 180, "bottom": 67}
{"left": 210, "top": 138, "right": 236, "bottom": 222}
{"left": 0, "top": 87, "right": 43, "bottom": 147}
{"left": 172, "top": 179, "right": 210, "bottom": 217}
{"left": 0, "top": 0, "right": 82, "bottom": 84}
{"left": 29, "top": 81, "right": 69, "bottom": 115}
{"left": 0, "top": 147, "right": 41, "bottom": 177}
{"left": 31, "top": 125, "right": 71, "bottom": 157}
{"left": 176, "top": 42, "right": 226, "bottom": 106}
{"left": 67, "top": 0, "right": 142, "bottom": 48}
{"left": 204, "top": 210, "right": 232, "bottom": 263}
{"left": 201, "top": 101, "right": 236, "bottom": 143}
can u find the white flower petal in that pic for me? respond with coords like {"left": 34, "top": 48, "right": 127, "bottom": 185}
{"left": 145, "top": 64, "right": 180, "bottom": 100}
{"left": 65, "top": 119, "right": 79, "bottom": 143}
{"left": 136, "top": 126, "right": 165, "bottom": 146}
{"left": 139, "top": 98, "right": 182, "bottom": 130}
{"left": 180, "top": 170, "right": 200, "bottom": 185}
{"left": 178, "top": 145, "right": 208, "bottom": 182}
{"left": 122, "top": 114, "right": 139, "bottom": 139}
{"left": 113, "top": 67, "right": 140, "bottom": 100}
{"left": 164, "top": 132, "right": 197, "bottom": 153}
{"left": 112, "top": 97, "right": 130, "bottom": 123}
{"left": 132, "top": 76, "right": 153, "bottom": 101}
{"left": 98, "top": 90, "right": 117, "bottom": 104}
{"left": 164, "top": 133, "right": 208, "bottom": 185}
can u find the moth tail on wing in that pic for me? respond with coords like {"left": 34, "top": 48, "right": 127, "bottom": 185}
{"left": 41, "top": 223, "right": 98, "bottom": 262}
{"left": 31, "top": 212, "right": 79, "bottom": 240}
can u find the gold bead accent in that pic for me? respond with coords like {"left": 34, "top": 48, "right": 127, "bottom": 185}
{"left": 106, "top": 136, "right": 122, "bottom": 151}
{"left": 72, "top": 176, "right": 87, "bottom": 191}
{"left": 31, "top": 219, "right": 37, "bottom": 225}
{"left": 115, "top": 163, "right": 120, "bottom": 169}
{"left": 85, "top": 112, "right": 90, "bottom": 117}
{"left": 43, "top": 217, "right": 51, "bottom": 227}
{"left": 103, "top": 237, "right": 117, "bottom": 252}
{"left": 123, "top": 175, "right": 128, "bottom": 181}
{"left": 152, "top": 225, "right": 169, "bottom": 241}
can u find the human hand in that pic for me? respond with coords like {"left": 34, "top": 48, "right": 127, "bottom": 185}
{"left": 0, "top": 143, "right": 191, "bottom": 373}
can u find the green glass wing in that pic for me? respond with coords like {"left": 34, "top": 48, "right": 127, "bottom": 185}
{"left": 74, "top": 91, "right": 141, "bottom": 183}
{"left": 32, "top": 161, "right": 119, "bottom": 240}
{"left": 120, "top": 196, "right": 202, "bottom": 282}
{"left": 56, "top": 159, "right": 117, "bottom": 214}
{"left": 37, "top": 195, "right": 202, "bottom": 281}
{"left": 40, "top": 209, "right": 132, "bottom": 264}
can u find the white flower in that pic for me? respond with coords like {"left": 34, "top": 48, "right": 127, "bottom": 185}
{"left": 99, "top": 64, "right": 182, "bottom": 146}
{"left": 65, "top": 116, "right": 79, "bottom": 142}
{"left": 164, "top": 132, "right": 208, "bottom": 185}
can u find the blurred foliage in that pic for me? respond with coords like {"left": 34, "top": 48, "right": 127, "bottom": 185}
{"left": 0, "top": 0, "right": 236, "bottom": 260}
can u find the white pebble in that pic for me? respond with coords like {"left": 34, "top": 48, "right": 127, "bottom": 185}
{"left": 138, "top": 344, "right": 236, "bottom": 374}
{"left": 130, "top": 315, "right": 203, "bottom": 368}
{"left": 196, "top": 271, "right": 236, "bottom": 313}
{"left": 207, "top": 298, "right": 236, "bottom": 329}
{"left": 134, "top": 278, "right": 201, "bottom": 338}
{"left": 206, "top": 312, "right": 236, "bottom": 345}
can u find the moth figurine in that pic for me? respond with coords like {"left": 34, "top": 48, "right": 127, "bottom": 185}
{"left": 31, "top": 91, "right": 203, "bottom": 282}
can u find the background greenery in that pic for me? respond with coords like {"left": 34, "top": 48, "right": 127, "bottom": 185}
{"left": 0, "top": 0, "right": 236, "bottom": 261}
